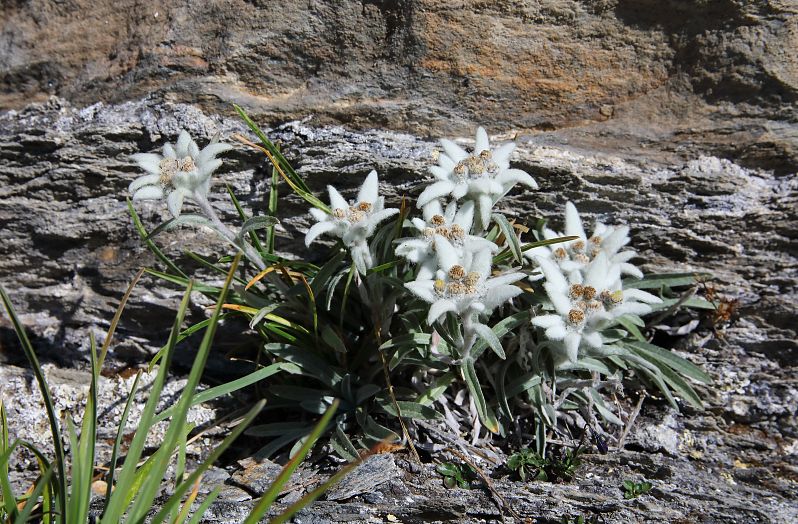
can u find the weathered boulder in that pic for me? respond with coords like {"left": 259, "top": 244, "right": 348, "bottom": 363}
{"left": 2, "top": 1, "right": 796, "bottom": 173}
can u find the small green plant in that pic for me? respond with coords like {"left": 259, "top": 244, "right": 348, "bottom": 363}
{"left": 436, "top": 461, "right": 477, "bottom": 489}
{"left": 506, "top": 449, "right": 548, "bottom": 481}
{"left": 623, "top": 479, "right": 653, "bottom": 499}
{"left": 506, "top": 443, "right": 585, "bottom": 483}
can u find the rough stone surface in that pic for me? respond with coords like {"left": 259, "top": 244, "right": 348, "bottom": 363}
{"left": 1, "top": 1, "right": 797, "bottom": 174}
{"left": 0, "top": 97, "right": 795, "bottom": 522}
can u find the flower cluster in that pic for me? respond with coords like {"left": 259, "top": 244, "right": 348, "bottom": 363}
{"left": 405, "top": 235, "right": 524, "bottom": 327}
{"left": 129, "top": 130, "right": 231, "bottom": 218}
{"left": 525, "top": 202, "right": 642, "bottom": 282}
{"left": 531, "top": 204, "right": 661, "bottom": 365}
{"left": 305, "top": 170, "right": 399, "bottom": 275}
{"left": 417, "top": 127, "right": 538, "bottom": 231}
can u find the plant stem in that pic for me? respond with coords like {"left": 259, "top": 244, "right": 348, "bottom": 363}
{"left": 460, "top": 314, "right": 478, "bottom": 361}
{"left": 192, "top": 192, "right": 266, "bottom": 271}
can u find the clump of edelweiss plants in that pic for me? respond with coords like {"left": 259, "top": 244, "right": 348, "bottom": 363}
{"left": 125, "top": 108, "right": 711, "bottom": 458}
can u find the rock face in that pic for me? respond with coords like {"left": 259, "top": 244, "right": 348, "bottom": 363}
{"left": 1, "top": 1, "right": 796, "bottom": 172}
{"left": 1, "top": 2, "right": 797, "bottom": 520}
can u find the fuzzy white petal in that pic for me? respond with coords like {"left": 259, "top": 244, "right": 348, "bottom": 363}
{"left": 623, "top": 288, "right": 663, "bottom": 304}
{"left": 564, "top": 333, "right": 581, "bottom": 362}
{"left": 434, "top": 235, "right": 460, "bottom": 272}
{"left": 167, "top": 189, "right": 186, "bottom": 218}
{"left": 428, "top": 299, "right": 458, "bottom": 325}
{"left": 602, "top": 226, "right": 630, "bottom": 255}
{"left": 131, "top": 153, "right": 162, "bottom": 175}
{"left": 305, "top": 221, "right": 338, "bottom": 246}
{"left": 482, "top": 284, "right": 522, "bottom": 311}
{"left": 132, "top": 185, "right": 164, "bottom": 201}
{"left": 129, "top": 174, "right": 161, "bottom": 193}
{"left": 536, "top": 257, "right": 569, "bottom": 293}
{"left": 163, "top": 143, "right": 177, "bottom": 159}
{"left": 545, "top": 324, "right": 568, "bottom": 341}
{"left": 350, "top": 243, "right": 373, "bottom": 274}
{"left": 475, "top": 127, "right": 490, "bottom": 153}
{"left": 328, "top": 185, "right": 349, "bottom": 210}
{"left": 564, "top": 202, "right": 586, "bottom": 240}
{"left": 619, "top": 263, "right": 644, "bottom": 279}
{"left": 175, "top": 131, "right": 192, "bottom": 158}
{"left": 477, "top": 194, "right": 493, "bottom": 230}
{"left": 309, "top": 208, "right": 327, "bottom": 221}
{"left": 418, "top": 181, "right": 456, "bottom": 208}
{"left": 496, "top": 169, "right": 538, "bottom": 190}
{"left": 583, "top": 331, "right": 603, "bottom": 348}
{"left": 405, "top": 280, "right": 437, "bottom": 303}
{"left": 439, "top": 139, "right": 468, "bottom": 162}
{"left": 357, "top": 170, "right": 379, "bottom": 204}
{"left": 492, "top": 143, "right": 515, "bottom": 164}
{"left": 197, "top": 143, "right": 233, "bottom": 164}
{"left": 531, "top": 314, "right": 563, "bottom": 329}
{"left": 429, "top": 165, "right": 450, "bottom": 181}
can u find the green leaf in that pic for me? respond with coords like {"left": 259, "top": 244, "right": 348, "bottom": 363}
{"left": 237, "top": 215, "right": 280, "bottom": 244}
{"left": 624, "top": 272, "right": 711, "bottom": 290}
{"left": 321, "top": 325, "right": 348, "bottom": 353}
{"left": 152, "top": 362, "right": 293, "bottom": 424}
{"left": 16, "top": 465, "right": 53, "bottom": 524}
{"left": 330, "top": 425, "right": 360, "bottom": 462}
{"left": 379, "top": 400, "right": 443, "bottom": 421}
{"left": 652, "top": 297, "right": 717, "bottom": 311}
{"left": 504, "top": 372, "right": 543, "bottom": 398}
{"left": 492, "top": 213, "right": 523, "bottom": 264}
{"left": 379, "top": 332, "right": 432, "bottom": 353}
{"left": 127, "top": 199, "right": 188, "bottom": 278}
{"left": 615, "top": 315, "right": 646, "bottom": 341}
{"left": 624, "top": 340, "right": 711, "bottom": 384}
{"left": 472, "top": 322, "right": 506, "bottom": 359}
{"left": 226, "top": 183, "right": 265, "bottom": 254}
{"left": 471, "top": 310, "right": 530, "bottom": 360}
{"left": 131, "top": 255, "right": 242, "bottom": 523}
{"left": 103, "top": 370, "right": 142, "bottom": 515}
{"left": 150, "top": 399, "right": 266, "bottom": 524}
{"left": 436, "top": 463, "right": 458, "bottom": 477}
{"left": 461, "top": 358, "right": 499, "bottom": 433}
{"left": 144, "top": 214, "right": 216, "bottom": 240}
{"left": 263, "top": 343, "right": 342, "bottom": 387}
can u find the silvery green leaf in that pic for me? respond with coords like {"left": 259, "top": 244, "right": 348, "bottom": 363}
{"left": 473, "top": 322, "right": 505, "bottom": 359}
{"left": 237, "top": 215, "right": 279, "bottom": 243}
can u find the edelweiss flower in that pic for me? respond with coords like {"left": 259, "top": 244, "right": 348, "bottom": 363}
{"left": 405, "top": 236, "right": 524, "bottom": 326}
{"left": 526, "top": 202, "right": 642, "bottom": 282}
{"left": 129, "top": 130, "right": 232, "bottom": 218}
{"left": 305, "top": 170, "right": 399, "bottom": 274}
{"left": 395, "top": 200, "right": 498, "bottom": 280}
{"left": 417, "top": 127, "right": 538, "bottom": 230}
{"left": 531, "top": 253, "right": 661, "bottom": 364}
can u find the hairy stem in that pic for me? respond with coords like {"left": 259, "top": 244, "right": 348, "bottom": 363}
{"left": 192, "top": 192, "right": 266, "bottom": 271}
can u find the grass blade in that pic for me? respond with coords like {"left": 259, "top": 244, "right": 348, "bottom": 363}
{"left": 0, "top": 286, "right": 67, "bottom": 520}
{"left": 242, "top": 400, "right": 339, "bottom": 524}
{"left": 100, "top": 279, "right": 195, "bottom": 520}
{"left": 129, "top": 255, "right": 242, "bottom": 523}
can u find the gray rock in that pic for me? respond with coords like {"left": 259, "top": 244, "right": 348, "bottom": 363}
{"left": 0, "top": 97, "right": 796, "bottom": 522}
